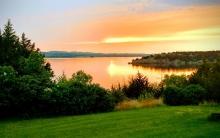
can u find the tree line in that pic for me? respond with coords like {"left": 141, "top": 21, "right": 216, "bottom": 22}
{"left": 131, "top": 51, "right": 220, "bottom": 68}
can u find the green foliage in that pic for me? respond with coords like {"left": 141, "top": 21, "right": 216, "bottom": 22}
{"left": 22, "top": 52, "right": 53, "bottom": 88}
{"left": 0, "top": 65, "right": 53, "bottom": 117}
{"left": 110, "top": 84, "right": 127, "bottom": 103}
{"left": 163, "top": 84, "right": 206, "bottom": 105}
{"left": 52, "top": 71, "right": 115, "bottom": 115}
{"left": 0, "top": 20, "right": 156, "bottom": 117}
{"left": 132, "top": 51, "right": 220, "bottom": 68}
{"left": 163, "top": 74, "right": 188, "bottom": 88}
{"left": 190, "top": 61, "right": 220, "bottom": 102}
{"left": 180, "top": 84, "right": 206, "bottom": 105}
{"left": 110, "top": 73, "right": 163, "bottom": 100}
{"left": 150, "top": 83, "right": 163, "bottom": 99}
{"left": 138, "top": 92, "right": 154, "bottom": 100}
{"left": 20, "top": 33, "right": 35, "bottom": 57}
{"left": 0, "top": 20, "right": 19, "bottom": 66}
{"left": 163, "top": 86, "right": 182, "bottom": 105}
{"left": 1, "top": 19, "right": 219, "bottom": 118}
{"left": 124, "top": 72, "right": 151, "bottom": 99}
{"left": 71, "top": 70, "right": 92, "bottom": 85}
{"left": 162, "top": 74, "right": 207, "bottom": 105}
{"left": 0, "top": 66, "right": 17, "bottom": 115}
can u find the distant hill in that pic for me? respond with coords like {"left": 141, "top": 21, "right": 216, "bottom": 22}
{"left": 42, "top": 51, "right": 148, "bottom": 58}
{"left": 130, "top": 51, "right": 220, "bottom": 68}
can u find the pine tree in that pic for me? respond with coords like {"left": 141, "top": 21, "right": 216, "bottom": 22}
{"left": 1, "top": 19, "right": 20, "bottom": 66}
{"left": 2, "top": 20, "right": 17, "bottom": 43}
{"left": 0, "top": 29, "right": 2, "bottom": 41}
{"left": 20, "top": 33, "right": 35, "bottom": 57}
{"left": 0, "top": 29, "right": 3, "bottom": 64}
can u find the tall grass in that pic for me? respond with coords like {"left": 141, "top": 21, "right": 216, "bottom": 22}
{"left": 115, "top": 98, "right": 163, "bottom": 111}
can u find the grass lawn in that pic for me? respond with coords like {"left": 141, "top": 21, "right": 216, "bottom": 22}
{"left": 0, "top": 105, "right": 220, "bottom": 138}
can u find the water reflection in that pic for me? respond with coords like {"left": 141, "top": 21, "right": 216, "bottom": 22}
{"left": 108, "top": 61, "right": 137, "bottom": 76}
{"left": 47, "top": 57, "right": 196, "bottom": 88}
{"left": 107, "top": 61, "right": 196, "bottom": 83}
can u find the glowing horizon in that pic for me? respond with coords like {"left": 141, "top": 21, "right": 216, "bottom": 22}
{"left": 1, "top": 0, "right": 220, "bottom": 53}
{"left": 103, "top": 27, "right": 220, "bottom": 44}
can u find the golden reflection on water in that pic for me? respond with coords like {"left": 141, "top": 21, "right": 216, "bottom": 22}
{"left": 47, "top": 57, "right": 196, "bottom": 88}
{"left": 107, "top": 61, "right": 196, "bottom": 83}
{"left": 108, "top": 61, "right": 137, "bottom": 76}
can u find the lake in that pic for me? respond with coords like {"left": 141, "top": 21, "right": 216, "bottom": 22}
{"left": 47, "top": 57, "right": 196, "bottom": 88}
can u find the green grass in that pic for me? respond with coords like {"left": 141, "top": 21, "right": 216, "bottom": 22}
{"left": 0, "top": 105, "right": 220, "bottom": 138}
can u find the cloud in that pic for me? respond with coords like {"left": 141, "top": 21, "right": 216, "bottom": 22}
{"left": 69, "top": 5, "right": 220, "bottom": 42}
{"left": 102, "top": 27, "right": 220, "bottom": 43}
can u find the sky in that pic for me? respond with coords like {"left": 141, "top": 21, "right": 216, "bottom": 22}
{"left": 1, "top": 0, "right": 220, "bottom": 53}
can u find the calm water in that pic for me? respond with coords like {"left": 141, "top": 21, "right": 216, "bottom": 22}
{"left": 47, "top": 57, "right": 196, "bottom": 88}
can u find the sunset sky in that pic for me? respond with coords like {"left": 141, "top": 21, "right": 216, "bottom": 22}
{"left": 1, "top": 0, "right": 220, "bottom": 53}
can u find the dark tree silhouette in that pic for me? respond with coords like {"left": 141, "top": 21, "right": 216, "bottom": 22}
{"left": 124, "top": 72, "right": 151, "bottom": 99}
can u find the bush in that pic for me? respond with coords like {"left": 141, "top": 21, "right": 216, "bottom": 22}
{"left": 124, "top": 72, "right": 151, "bottom": 99}
{"left": 189, "top": 61, "right": 220, "bottom": 102}
{"left": 180, "top": 84, "right": 206, "bottom": 105}
{"left": 163, "top": 86, "right": 182, "bottom": 105}
{"left": 110, "top": 84, "right": 127, "bottom": 104}
{"left": 163, "top": 84, "right": 206, "bottom": 105}
{"left": 51, "top": 71, "right": 115, "bottom": 115}
{"left": 163, "top": 74, "right": 188, "bottom": 88}
{"left": 110, "top": 73, "right": 162, "bottom": 100}
{"left": 151, "top": 83, "right": 163, "bottom": 99}
{"left": 87, "top": 84, "right": 115, "bottom": 113}
{"left": 208, "top": 113, "right": 220, "bottom": 121}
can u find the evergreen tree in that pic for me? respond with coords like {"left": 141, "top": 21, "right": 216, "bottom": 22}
{"left": 124, "top": 72, "right": 151, "bottom": 99}
{"left": 1, "top": 20, "right": 20, "bottom": 66}
{"left": 20, "top": 33, "right": 35, "bottom": 57}
{"left": 0, "top": 29, "right": 1, "bottom": 38}
{"left": 0, "top": 29, "right": 2, "bottom": 64}
{"left": 2, "top": 20, "right": 17, "bottom": 42}
{"left": 0, "top": 20, "right": 54, "bottom": 117}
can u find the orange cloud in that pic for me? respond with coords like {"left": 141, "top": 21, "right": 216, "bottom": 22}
{"left": 41, "top": 4, "right": 220, "bottom": 53}
{"left": 70, "top": 5, "right": 220, "bottom": 42}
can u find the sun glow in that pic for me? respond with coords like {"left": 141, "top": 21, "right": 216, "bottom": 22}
{"left": 103, "top": 27, "right": 220, "bottom": 44}
{"left": 108, "top": 61, "right": 137, "bottom": 76}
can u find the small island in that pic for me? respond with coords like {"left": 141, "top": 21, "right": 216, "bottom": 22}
{"left": 130, "top": 51, "right": 220, "bottom": 68}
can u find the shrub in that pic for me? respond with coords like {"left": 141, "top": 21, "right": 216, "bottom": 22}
{"left": 163, "top": 74, "right": 188, "bottom": 88}
{"left": 163, "top": 84, "right": 206, "bottom": 105}
{"left": 124, "top": 72, "right": 151, "bottom": 99}
{"left": 87, "top": 84, "right": 115, "bottom": 113}
{"left": 110, "top": 73, "right": 162, "bottom": 100}
{"left": 208, "top": 113, "right": 220, "bottom": 121}
{"left": 189, "top": 61, "right": 220, "bottom": 102}
{"left": 138, "top": 92, "right": 154, "bottom": 100}
{"left": 151, "top": 83, "right": 163, "bottom": 99}
{"left": 110, "top": 84, "right": 127, "bottom": 104}
{"left": 163, "top": 86, "right": 182, "bottom": 105}
{"left": 51, "top": 71, "right": 115, "bottom": 115}
{"left": 180, "top": 84, "right": 206, "bottom": 105}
